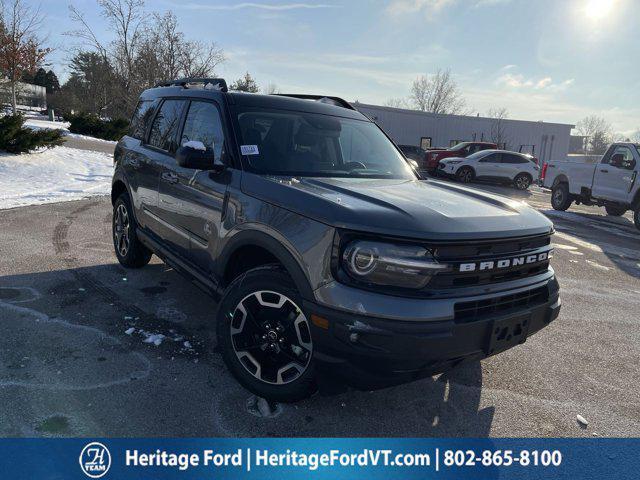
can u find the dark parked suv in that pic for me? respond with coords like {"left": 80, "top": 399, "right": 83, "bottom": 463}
{"left": 112, "top": 78, "right": 561, "bottom": 401}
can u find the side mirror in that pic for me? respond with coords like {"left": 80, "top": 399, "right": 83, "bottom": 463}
{"left": 175, "top": 142, "right": 219, "bottom": 171}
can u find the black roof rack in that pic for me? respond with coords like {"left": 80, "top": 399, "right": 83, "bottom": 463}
{"left": 274, "top": 94, "right": 355, "bottom": 111}
{"left": 155, "top": 78, "right": 228, "bottom": 92}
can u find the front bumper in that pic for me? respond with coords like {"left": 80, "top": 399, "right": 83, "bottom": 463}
{"left": 306, "top": 275, "right": 560, "bottom": 388}
{"left": 437, "top": 163, "right": 459, "bottom": 177}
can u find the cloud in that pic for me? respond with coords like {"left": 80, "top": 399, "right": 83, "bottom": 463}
{"left": 473, "top": 0, "right": 511, "bottom": 6}
{"left": 387, "top": 0, "right": 510, "bottom": 17}
{"left": 181, "top": 2, "right": 336, "bottom": 11}
{"left": 496, "top": 71, "right": 574, "bottom": 92}
{"left": 387, "top": 0, "right": 455, "bottom": 18}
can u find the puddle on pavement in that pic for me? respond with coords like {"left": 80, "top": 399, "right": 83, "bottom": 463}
{"left": 36, "top": 415, "right": 71, "bottom": 435}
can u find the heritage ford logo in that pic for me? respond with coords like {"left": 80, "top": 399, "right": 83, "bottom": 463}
{"left": 79, "top": 442, "right": 112, "bottom": 478}
{"left": 458, "top": 250, "right": 552, "bottom": 273}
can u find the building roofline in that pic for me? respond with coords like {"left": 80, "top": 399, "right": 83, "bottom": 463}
{"left": 353, "top": 102, "right": 575, "bottom": 129}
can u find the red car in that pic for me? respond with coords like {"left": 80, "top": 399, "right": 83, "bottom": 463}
{"left": 425, "top": 141, "right": 497, "bottom": 174}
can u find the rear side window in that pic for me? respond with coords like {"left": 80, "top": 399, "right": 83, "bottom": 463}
{"left": 506, "top": 154, "right": 529, "bottom": 164}
{"left": 480, "top": 153, "right": 502, "bottom": 163}
{"left": 148, "top": 99, "right": 186, "bottom": 152}
{"left": 129, "top": 99, "right": 158, "bottom": 140}
{"left": 180, "top": 101, "right": 226, "bottom": 160}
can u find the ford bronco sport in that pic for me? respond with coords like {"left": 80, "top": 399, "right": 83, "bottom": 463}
{"left": 112, "top": 78, "right": 561, "bottom": 401}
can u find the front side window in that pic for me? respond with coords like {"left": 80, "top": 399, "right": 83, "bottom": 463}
{"left": 148, "top": 99, "right": 185, "bottom": 152}
{"left": 235, "top": 108, "right": 415, "bottom": 179}
{"left": 609, "top": 146, "right": 636, "bottom": 170}
{"left": 180, "top": 101, "right": 226, "bottom": 161}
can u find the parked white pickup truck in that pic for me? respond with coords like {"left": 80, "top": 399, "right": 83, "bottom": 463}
{"left": 541, "top": 143, "right": 640, "bottom": 230}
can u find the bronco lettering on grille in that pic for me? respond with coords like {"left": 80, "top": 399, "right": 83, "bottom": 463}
{"left": 459, "top": 251, "right": 551, "bottom": 273}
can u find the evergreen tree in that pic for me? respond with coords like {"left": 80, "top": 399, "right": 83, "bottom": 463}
{"left": 44, "top": 70, "right": 60, "bottom": 93}
{"left": 230, "top": 72, "right": 259, "bottom": 93}
{"left": 33, "top": 67, "right": 47, "bottom": 87}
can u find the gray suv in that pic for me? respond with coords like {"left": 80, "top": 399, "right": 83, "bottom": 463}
{"left": 111, "top": 78, "right": 561, "bottom": 401}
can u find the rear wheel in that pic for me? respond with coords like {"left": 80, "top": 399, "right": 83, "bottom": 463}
{"left": 634, "top": 208, "right": 640, "bottom": 231}
{"left": 457, "top": 166, "right": 475, "bottom": 183}
{"left": 514, "top": 173, "right": 532, "bottom": 190}
{"left": 605, "top": 205, "right": 627, "bottom": 216}
{"left": 551, "top": 183, "right": 572, "bottom": 211}
{"left": 216, "top": 265, "right": 316, "bottom": 402}
{"left": 112, "top": 193, "right": 152, "bottom": 268}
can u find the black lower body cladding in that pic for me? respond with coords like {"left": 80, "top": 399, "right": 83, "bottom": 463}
{"left": 305, "top": 277, "right": 560, "bottom": 389}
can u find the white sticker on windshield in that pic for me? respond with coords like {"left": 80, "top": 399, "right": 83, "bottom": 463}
{"left": 241, "top": 145, "right": 260, "bottom": 156}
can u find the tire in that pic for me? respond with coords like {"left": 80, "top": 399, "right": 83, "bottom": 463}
{"left": 634, "top": 208, "right": 640, "bottom": 231}
{"left": 605, "top": 205, "right": 627, "bottom": 216}
{"left": 457, "top": 166, "right": 475, "bottom": 183}
{"left": 112, "top": 193, "right": 152, "bottom": 268}
{"left": 514, "top": 173, "right": 532, "bottom": 190}
{"left": 216, "top": 265, "right": 316, "bottom": 402}
{"left": 551, "top": 183, "right": 572, "bottom": 211}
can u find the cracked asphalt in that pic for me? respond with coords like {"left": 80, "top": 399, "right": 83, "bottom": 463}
{"left": 0, "top": 181, "right": 639, "bottom": 437}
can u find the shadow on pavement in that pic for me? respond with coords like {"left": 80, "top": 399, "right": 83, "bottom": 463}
{"left": 0, "top": 263, "right": 495, "bottom": 437}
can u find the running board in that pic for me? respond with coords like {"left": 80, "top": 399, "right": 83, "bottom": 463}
{"left": 137, "top": 228, "right": 223, "bottom": 300}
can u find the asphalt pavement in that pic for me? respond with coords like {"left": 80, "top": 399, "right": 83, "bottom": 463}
{"left": 1, "top": 180, "right": 639, "bottom": 437}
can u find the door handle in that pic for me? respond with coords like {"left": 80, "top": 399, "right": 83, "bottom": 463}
{"left": 600, "top": 169, "right": 609, "bottom": 173}
{"left": 162, "top": 172, "right": 179, "bottom": 184}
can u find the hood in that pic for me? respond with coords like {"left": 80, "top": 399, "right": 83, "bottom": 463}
{"left": 439, "top": 156, "right": 465, "bottom": 163}
{"left": 241, "top": 174, "right": 553, "bottom": 241}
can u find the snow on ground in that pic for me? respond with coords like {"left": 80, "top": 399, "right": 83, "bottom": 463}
{"left": 0, "top": 146, "right": 113, "bottom": 210}
{"left": 23, "top": 116, "right": 117, "bottom": 145}
{"left": 23, "top": 117, "right": 70, "bottom": 131}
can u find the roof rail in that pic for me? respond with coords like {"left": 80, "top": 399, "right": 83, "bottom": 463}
{"left": 155, "top": 78, "right": 228, "bottom": 92}
{"left": 274, "top": 94, "right": 355, "bottom": 111}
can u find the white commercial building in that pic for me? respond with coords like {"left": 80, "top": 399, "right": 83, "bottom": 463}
{"left": 354, "top": 103, "right": 574, "bottom": 163}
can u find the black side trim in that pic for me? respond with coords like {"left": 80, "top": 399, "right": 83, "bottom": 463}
{"left": 137, "top": 229, "right": 222, "bottom": 299}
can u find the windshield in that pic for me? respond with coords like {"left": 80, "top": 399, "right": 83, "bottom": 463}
{"left": 449, "top": 142, "right": 470, "bottom": 151}
{"left": 235, "top": 108, "right": 415, "bottom": 179}
{"left": 467, "top": 150, "right": 491, "bottom": 160}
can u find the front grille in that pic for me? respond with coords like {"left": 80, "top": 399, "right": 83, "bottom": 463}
{"left": 429, "top": 234, "right": 552, "bottom": 289}
{"left": 454, "top": 286, "right": 549, "bottom": 323}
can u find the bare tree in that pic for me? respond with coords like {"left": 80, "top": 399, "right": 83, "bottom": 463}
{"left": 632, "top": 129, "right": 640, "bottom": 143}
{"left": 384, "top": 97, "right": 410, "bottom": 109}
{"left": 576, "top": 115, "right": 612, "bottom": 155}
{"left": 67, "top": 2, "right": 225, "bottom": 118}
{"left": 178, "top": 39, "right": 224, "bottom": 78}
{"left": 68, "top": 0, "right": 145, "bottom": 115}
{"left": 263, "top": 83, "right": 280, "bottom": 95}
{"left": 410, "top": 68, "right": 466, "bottom": 115}
{"left": 0, "top": 0, "right": 50, "bottom": 113}
{"left": 487, "top": 107, "right": 509, "bottom": 148}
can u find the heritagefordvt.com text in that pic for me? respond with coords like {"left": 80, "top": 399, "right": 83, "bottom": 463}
{"left": 126, "top": 449, "right": 432, "bottom": 472}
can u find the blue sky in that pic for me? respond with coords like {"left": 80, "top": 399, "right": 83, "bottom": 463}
{"left": 37, "top": 0, "right": 640, "bottom": 134}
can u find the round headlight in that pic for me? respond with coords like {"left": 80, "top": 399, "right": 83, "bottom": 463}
{"left": 341, "top": 240, "right": 450, "bottom": 289}
{"left": 346, "top": 244, "right": 378, "bottom": 276}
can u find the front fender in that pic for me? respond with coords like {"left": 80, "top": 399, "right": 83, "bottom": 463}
{"left": 216, "top": 228, "right": 316, "bottom": 301}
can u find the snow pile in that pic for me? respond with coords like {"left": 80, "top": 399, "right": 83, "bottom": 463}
{"left": 23, "top": 117, "right": 70, "bottom": 131}
{"left": 23, "top": 116, "right": 117, "bottom": 145}
{"left": 0, "top": 146, "right": 114, "bottom": 209}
